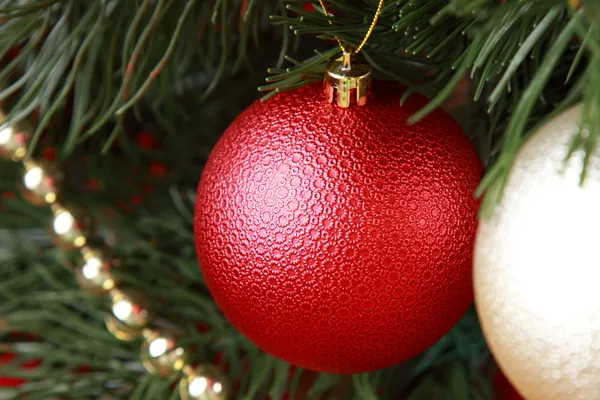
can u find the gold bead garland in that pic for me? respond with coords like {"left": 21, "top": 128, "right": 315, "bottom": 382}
{"left": 109, "top": 288, "right": 155, "bottom": 330}
{"left": 19, "top": 160, "right": 62, "bottom": 205}
{"left": 76, "top": 246, "right": 120, "bottom": 295}
{"left": 1, "top": 114, "right": 230, "bottom": 398}
{"left": 49, "top": 203, "right": 91, "bottom": 249}
{"left": 141, "top": 329, "right": 188, "bottom": 377}
{"left": 180, "top": 365, "right": 230, "bottom": 400}
{"left": 0, "top": 112, "right": 30, "bottom": 161}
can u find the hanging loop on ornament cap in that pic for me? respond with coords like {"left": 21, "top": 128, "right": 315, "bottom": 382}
{"left": 317, "top": 0, "right": 384, "bottom": 56}
{"left": 318, "top": 0, "right": 384, "bottom": 108}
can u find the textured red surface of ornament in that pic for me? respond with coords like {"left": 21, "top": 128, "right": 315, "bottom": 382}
{"left": 194, "top": 82, "right": 482, "bottom": 373}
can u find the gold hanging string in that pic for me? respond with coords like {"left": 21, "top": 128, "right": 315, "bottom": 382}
{"left": 317, "top": 0, "right": 385, "bottom": 55}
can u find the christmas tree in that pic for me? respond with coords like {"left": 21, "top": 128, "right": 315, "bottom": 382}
{"left": 1, "top": 1, "right": 597, "bottom": 399}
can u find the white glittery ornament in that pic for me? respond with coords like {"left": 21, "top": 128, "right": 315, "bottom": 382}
{"left": 474, "top": 104, "right": 600, "bottom": 400}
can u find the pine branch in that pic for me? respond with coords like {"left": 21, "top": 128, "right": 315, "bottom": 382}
{"left": 0, "top": 0, "right": 278, "bottom": 157}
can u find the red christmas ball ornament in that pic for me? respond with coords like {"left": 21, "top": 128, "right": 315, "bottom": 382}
{"left": 194, "top": 76, "right": 482, "bottom": 373}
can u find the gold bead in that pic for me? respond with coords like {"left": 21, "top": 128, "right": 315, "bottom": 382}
{"left": 0, "top": 115, "right": 31, "bottom": 161}
{"left": 109, "top": 288, "right": 154, "bottom": 330}
{"left": 19, "top": 160, "right": 63, "bottom": 205}
{"left": 75, "top": 247, "right": 119, "bottom": 295}
{"left": 140, "top": 329, "right": 187, "bottom": 377}
{"left": 50, "top": 204, "right": 91, "bottom": 250}
{"left": 105, "top": 314, "right": 143, "bottom": 341}
{"left": 180, "top": 365, "right": 229, "bottom": 400}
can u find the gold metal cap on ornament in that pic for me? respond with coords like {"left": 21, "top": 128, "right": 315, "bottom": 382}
{"left": 19, "top": 160, "right": 63, "bottom": 205}
{"left": 140, "top": 329, "right": 187, "bottom": 377}
{"left": 324, "top": 51, "right": 372, "bottom": 108}
{"left": 0, "top": 113, "right": 31, "bottom": 161}
{"left": 180, "top": 365, "right": 229, "bottom": 400}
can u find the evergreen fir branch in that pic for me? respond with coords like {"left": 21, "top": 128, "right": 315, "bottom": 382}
{"left": 564, "top": 4, "right": 600, "bottom": 185}
{"left": 265, "top": 0, "right": 467, "bottom": 94}
{"left": 0, "top": 0, "right": 277, "bottom": 157}
{"left": 478, "top": 9, "right": 581, "bottom": 216}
